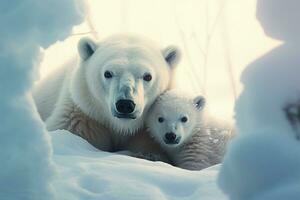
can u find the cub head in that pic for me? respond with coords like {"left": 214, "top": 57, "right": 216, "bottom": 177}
{"left": 71, "top": 34, "right": 181, "bottom": 134}
{"left": 146, "top": 90, "right": 206, "bottom": 149}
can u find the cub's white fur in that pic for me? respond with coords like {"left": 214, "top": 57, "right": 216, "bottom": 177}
{"left": 146, "top": 90, "right": 233, "bottom": 170}
{"left": 33, "top": 34, "right": 180, "bottom": 151}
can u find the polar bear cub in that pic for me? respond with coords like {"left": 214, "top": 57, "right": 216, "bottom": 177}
{"left": 146, "top": 90, "right": 228, "bottom": 170}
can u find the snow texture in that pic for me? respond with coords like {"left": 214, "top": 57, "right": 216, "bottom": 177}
{"left": 218, "top": 0, "right": 300, "bottom": 199}
{"left": 0, "top": 0, "right": 85, "bottom": 199}
{"left": 51, "top": 130, "right": 227, "bottom": 200}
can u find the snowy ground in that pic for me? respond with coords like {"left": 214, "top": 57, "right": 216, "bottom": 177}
{"left": 51, "top": 130, "right": 227, "bottom": 200}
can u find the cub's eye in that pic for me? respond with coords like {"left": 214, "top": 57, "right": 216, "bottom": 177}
{"left": 104, "top": 71, "right": 113, "bottom": 79}
{"left": 143, "top": 73, "right": 152, "bottom": 82}
{"left": 158, "top": 117, "right": 164, "bottom": 123}
{"left": 181, "top": 116, "right": 188, "bottom": 123}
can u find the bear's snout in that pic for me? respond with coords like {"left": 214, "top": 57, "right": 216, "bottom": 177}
{"left": 116, "top": 99, "right": 136, "bottom": 114}
{"left": 164, "top": 132, "right": 181, "bottom": 145}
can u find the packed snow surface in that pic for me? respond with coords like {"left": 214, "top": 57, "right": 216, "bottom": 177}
{"left": 51, "top": 130, "right": 227, "bottom": 200}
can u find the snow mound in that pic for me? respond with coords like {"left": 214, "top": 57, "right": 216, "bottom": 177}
{"left": 51, "top": 130, "right": 227, "bottom": 200}
{"left": 218, "top": 0, "right": 300, "bottom": 199}
{"left": 0, "top": 0, "right": 85, "bottom": 199}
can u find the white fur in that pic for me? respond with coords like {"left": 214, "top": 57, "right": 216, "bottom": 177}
{"left": 32, "top": 34, "right": 180, "bottom": 151}
{"left": 146, "top": 90, "right": 233, "bottom": 170}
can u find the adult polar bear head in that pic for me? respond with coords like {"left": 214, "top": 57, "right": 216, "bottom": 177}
{"left": 70, "top": 34, "right": 181, "bottom": 135}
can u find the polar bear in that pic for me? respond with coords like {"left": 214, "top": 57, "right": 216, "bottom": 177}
{"left": 33, "top": 34, "right": 180, "bottom": 152}
{"left": 145, "top": 90, "right": 232, "bottom": 170}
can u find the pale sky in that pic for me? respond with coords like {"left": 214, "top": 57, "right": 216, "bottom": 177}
{"left": 38, "top": 0, "right": 280, "bottom": 122}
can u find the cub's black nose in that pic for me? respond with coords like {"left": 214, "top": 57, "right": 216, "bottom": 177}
{"left": 164, "top": 132, "right": 177, "bottom": 144}
{"left": 116, "top": 99, "right": 135, "bottom": 114}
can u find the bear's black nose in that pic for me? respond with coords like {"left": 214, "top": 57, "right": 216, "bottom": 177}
{"left": 164, "top": 132, "right": 177, "bottom": 144}
{"left": 116, "top": 99, "right": 135, "bottom": 114}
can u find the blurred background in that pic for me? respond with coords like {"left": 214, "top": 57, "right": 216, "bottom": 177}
{"left": 37, "top": 0, "right": 280, "bottom": 122}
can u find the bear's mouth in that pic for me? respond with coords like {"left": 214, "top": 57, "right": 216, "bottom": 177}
{"left": 163, "top": 136, "right": 181, "bottom": 145}
{"left": 113, "top": 113, "right": 137, "bottom": 120}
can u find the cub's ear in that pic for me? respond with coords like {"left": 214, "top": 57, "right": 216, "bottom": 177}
{"left": 193, "top": 95, "right": 205, "bottom": 110}
{"left": 162, "top": 46, "right": 181, "bottom": 68}
{"left": 78, "top": 37, "right": 98, "bottom": 61}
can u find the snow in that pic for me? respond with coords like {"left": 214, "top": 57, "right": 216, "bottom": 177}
{"left": 218, "top": 0, "right": 300, "bottom": 199}
{"left": 51, "top": 130, "right": 227, "bottom": 200}
{"left": 0, "top": 0, "right": 84, "bottom": 199}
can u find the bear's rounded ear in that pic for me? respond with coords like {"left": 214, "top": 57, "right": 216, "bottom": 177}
{"left": 78, "top": 37, "right": 98, "bottom": 61}
{"left": 193, "top": 95, "right": 205, "bottom": 110}
{"left": 162, "top": 46, "right": 181, "bottom": 68}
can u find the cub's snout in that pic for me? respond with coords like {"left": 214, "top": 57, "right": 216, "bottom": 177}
{"left": 164, "top": 132, "right": 181, "bottom": 145}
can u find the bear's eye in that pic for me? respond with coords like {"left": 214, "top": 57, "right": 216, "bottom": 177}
{"left": 158, "top": 117, "right": 164, "bottom": 123}
{"left": 143, "top": 73, "right": 152, "bottom": 82}
{"left": 181, "top": 116, "right": 188, "bottom": 123}
{"left": 104, "top": 71, "right": 113, "bottom": 79}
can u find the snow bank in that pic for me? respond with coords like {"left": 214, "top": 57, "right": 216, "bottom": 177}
{"left": 51, "top": 130, "right": 227, "bottom": 200}
{"left": 218, "top": 0, "right": 300, "bottom": 199}
{"left": 0, "top": 1, "right": 85, "bottom": 199}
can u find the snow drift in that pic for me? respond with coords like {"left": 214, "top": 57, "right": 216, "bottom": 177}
{"left": 218, "top": 0, "right": 300, "bottom": 199}
{"left": 0, "top": 0, "right": 85, "bottom": 199}
{"left": 51, "top": 130, "right": 227, "bottom": 200}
